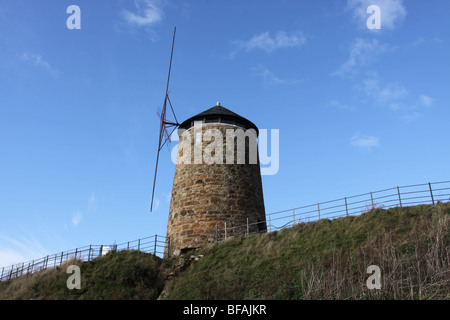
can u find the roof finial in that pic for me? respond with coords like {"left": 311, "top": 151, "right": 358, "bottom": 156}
{"left": 216, "top": 100, "right": 221, "bottom": 106}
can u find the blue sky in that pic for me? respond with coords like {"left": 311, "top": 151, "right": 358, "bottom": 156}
{"left": 1, "top": 0, "right": 449, "bottom": 266}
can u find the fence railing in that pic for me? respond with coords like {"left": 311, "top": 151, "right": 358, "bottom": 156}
{"left": 0, "top": 234, "right": 168, "bottom": 282}
{"left": 2, "top": 181, "right": 449, "bottom": 283}
{"left": 215, "top": 180, "right": 450, "bottom": 240}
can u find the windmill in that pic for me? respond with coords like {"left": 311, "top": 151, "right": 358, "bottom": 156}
{"left": 150, "top": 27, "right": 180, "bottom": 212}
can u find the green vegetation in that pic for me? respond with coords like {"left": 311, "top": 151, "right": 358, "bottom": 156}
{"left": 1, "top": 203, "right": 449, "bottom": 300}
{"left": 0, "top": 250, "right": 168, "bottom": 300}
{"left": 163, "top": 203, "right": 450, "bottom": 300}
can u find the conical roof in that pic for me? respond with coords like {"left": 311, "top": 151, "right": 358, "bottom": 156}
{"left": 178, "top": 102, "right": 259, "bottom": 135}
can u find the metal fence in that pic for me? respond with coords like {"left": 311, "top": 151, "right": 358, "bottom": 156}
{"left": 0, "top": 234, "right": 167, "bottom": 282}
{"left": 2, "top": 181, "right": 449, "bottom": 283}
{"left": 216, "top": 180, "right": 450, "bottom": 239}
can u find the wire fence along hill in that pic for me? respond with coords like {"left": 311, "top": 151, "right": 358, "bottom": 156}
{"left": 0, "top": 235, "right": 167, "bottom": 282}
{"left": 266, "top": 180, "right": 450, "bottom": 230}
{"left": 1, "top": 180, "right": 449, "bottom": 282}
{"left": 210, "top": 181, "right": 450, "bottom": 241}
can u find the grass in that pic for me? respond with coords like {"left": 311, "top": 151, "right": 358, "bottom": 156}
{"left": 0, "top": 250, "right": 168, "bottom": 300}
{"left": 1, "top": 203, "right": 449, "bottom": 300}
{"left": 162, "top": 203, "right": 450, "bottom": 300}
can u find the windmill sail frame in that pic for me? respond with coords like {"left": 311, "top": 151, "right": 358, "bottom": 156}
{"left": 151, "top": 27, "right": 179, "bottom": 212}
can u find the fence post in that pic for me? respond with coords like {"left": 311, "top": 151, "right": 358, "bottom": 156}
{"left": 317, "top": 203, "right": 321, "bottom": 220}
{"left": 88, "top": 245, "right": 92, "bottom": 262}
{"left": 100, "top": 245, "right": 103, "bottom": 257}
{"left": 246, "top": 217, "right": 249, "bottom": 236}
{"left": 397, "top": 186, "right": 402, "bottom": 207}
{"left": 428, "top": 183, "right": 435, "bottom": 205}
{"left": 345, "top": 197, "right": 349, "bottom": 217}
{"left": 293, "top": 209, "right": 296, "bottom": 225}
{"left": 370, "top": 192, "right": 374, "bottom": 209}
{"left": 154, "top": 235, "right": 158, "bottom": 255}
{"left": 138, "top": 239, "right": 141, "bottom": 251}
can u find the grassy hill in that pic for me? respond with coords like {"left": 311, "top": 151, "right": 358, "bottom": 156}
{"left": 1, "top": 203, "right": 449, "bottom": 300}
{"left": 0, "top": 249, "right": 167, "bottom": 300}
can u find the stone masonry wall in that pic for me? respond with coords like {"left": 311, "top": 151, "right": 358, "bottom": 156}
{"left": 165, "top": 123, "right": 266, "bottom": 257}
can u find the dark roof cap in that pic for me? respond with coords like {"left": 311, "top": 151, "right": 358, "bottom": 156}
{"left": 178, "top": 102, "right": 259, "bottom": 135}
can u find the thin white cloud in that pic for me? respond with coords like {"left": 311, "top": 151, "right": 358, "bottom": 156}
{"left": 21, "top": 53, "right": 51, "bottom": 69}
{"left": 21, "top": 53, "right": 60, "bottom": 77}
{"left": 378, "top": 83, "right": 407, "bottom": 101}
{"left": 418, "top": 94, "right": 434, "bottom": 107}
{"left": 363, "top": 77, "right": 407, "bottom": 104}
{"left": 253, "top": 65, "right": 284, "bottom": 86}
{"left": 153, "top": 198, "right": 160, "bottom": 211}
{"left": 361, "top": 77, "right": 434, "bottom": 111}
{"left": 88, "top": 192, "right": 97, "bottom": 213}
{"left": 231, "top": 31, "right": 306, "bottom": 56}
{"left": 71, "top": 210, "right": 83, "bottom": 227}
{"left": 122, "top": 0, "right": 164, "bottom": 27}
{"left": 333, "top": 38, "right": 390, "bottom": 76}
{"left": 353, "top": 72, "right": 408, "bottom": 110}
{"left": 252, "top": 65, "right": 300, "bottom": 87}
{"left": 411, "top": 36, "right": 443, "bottom": 47}
{"left": 328, "top": 99, "right": 356, "bottom": 111}
{"left": 69, "top": 193, "right": 97, "bottom": 227}
{"left": 399, "top": 95, "right": 434, "bottom": 121}
{"left": 351, "top": 133, "right": 380, "bottom": 148}
{"left": 346, "top": 0, "right": 406, "bottom": 30}
{"left": 402, "top": 111, "right": 421, "bottom": 122}
{"left": 0, "top": 249, "right": 27, "bottom": 268}
{"left": 0, "top": 234, "right": 49, "bottom": 267}
{"left": 358, "top": 77, "right": 435, "bottom": 121}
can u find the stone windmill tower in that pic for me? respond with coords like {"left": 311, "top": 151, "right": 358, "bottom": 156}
{"left": 165, "top": 102, "right": 266, "bottom": 257}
